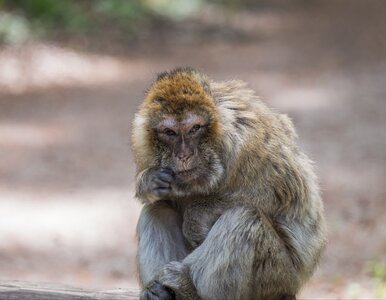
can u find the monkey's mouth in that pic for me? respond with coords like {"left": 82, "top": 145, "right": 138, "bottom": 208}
{"left": 175, "top": 167, "right": 199, "bottom": 179}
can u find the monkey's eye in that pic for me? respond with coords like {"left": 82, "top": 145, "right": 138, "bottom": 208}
{"left": 189, "top": 124, "right": 201, "bottom": 134}
{"left": 164, "top": 128, "right": 177, "bottom": 136}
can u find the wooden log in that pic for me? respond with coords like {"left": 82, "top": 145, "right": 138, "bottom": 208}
{"left": 0, "top": 280, "right": 139, "bottom": 300}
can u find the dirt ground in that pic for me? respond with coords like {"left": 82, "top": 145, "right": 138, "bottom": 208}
{"left": 0, "top": 1, "right": 385, "bottom": 298}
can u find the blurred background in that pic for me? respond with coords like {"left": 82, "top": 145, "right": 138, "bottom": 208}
{"left": 0, "top": 0, "right": 385, "bottom": 298}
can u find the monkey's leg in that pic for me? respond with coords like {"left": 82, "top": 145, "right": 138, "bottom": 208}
{"left": 137, "top": 200, "right": 189, "bottom": 288}
{"left": 157, "top": 206, "right": 300, "bottom": 300}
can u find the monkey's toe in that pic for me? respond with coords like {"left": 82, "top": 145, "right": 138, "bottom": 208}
{"left": 141, "top": 281, "right": 176, "bottom": 300}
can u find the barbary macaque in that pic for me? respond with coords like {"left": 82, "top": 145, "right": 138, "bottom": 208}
{"left": 131, "top": 68, "right": 326, "bottom": 300}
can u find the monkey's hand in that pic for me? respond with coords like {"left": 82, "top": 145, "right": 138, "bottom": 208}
{"left": 136, "top": 168, "right": 175, "bottom": 203}
{"left": 140, "top": 280, "right": 176, "bottom": 300}
{"left": 157, "top": 262, "right": 199, "bottom": 300}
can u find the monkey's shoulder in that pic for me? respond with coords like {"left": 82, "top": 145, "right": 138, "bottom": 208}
{"left": 211, "top": 80, "right": 297, "bottom": 146}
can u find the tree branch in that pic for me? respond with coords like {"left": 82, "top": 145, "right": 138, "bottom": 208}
{"left": 0, "top": 280, "right": 139, "bottom": 300}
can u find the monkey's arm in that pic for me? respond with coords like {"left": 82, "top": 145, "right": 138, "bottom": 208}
{"left": 135, "top": 168, "right": 175, "bottom": 203}
{"left": 137, "top": 201, "right": 189, "bottom": 289}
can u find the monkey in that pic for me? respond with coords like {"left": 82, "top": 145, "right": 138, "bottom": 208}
{"left": 131, "top": 67, "right": 326, "bottom": 300}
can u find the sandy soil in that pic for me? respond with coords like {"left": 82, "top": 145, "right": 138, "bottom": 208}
{"left": 0, "top": 1, "right": 385, "bottom": 298}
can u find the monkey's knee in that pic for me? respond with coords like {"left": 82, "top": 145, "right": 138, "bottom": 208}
{"left": 187, "top": 206, "right": 300, "bottom": 299}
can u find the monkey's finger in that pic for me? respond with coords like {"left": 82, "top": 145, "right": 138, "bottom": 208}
{"left": 140, "top": 289, "right": 157, "bottom": 300}
{"left": 141, "top": 281, "right": 175, "bottom": 300}
{"left": 153, "top": 178, "right": 171, "bottom": 188}
{"left": 153, "top": 187, "right": 171, "bottom": 198}
{"left": 157, "top": 172, "right": 174, "bottom": 183}
{"left": 140, "top": 289, "right": 168, "bottom": 300}
{"left": 160, "top": 168, "right": 175, "bottom": 177}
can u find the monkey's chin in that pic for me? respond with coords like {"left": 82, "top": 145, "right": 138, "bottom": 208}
{"left": 175, "top": 168, "right": 200, "bottom": 182}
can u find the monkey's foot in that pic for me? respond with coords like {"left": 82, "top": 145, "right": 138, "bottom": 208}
{"left": 140, "top": 281, "right": 176, "bottom": 300}
{"left": 158, "top": 262, "right": 199, "bottom": 300}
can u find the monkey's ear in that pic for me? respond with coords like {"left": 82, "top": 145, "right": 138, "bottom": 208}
{"left": 201, "top": 80, "right": 212, "bottom": 96}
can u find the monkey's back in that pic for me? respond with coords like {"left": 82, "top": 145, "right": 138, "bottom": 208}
{"left": 210, "top": 79, "right": 327, "bottom": 281}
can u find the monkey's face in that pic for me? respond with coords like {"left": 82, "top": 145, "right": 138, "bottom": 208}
{"left": 152, "top": 111, "right": 224, "bottom": 190}
{"left": 132, "top": 69, "right": 226, "bottom": 194}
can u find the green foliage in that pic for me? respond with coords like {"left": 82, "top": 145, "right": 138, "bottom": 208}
{"left": 0, "top": 11, "right": 30, "bottom": 44}
{"left": 369, "top": 260, "right": 386, "bottom": 281}
{"left": 92, "top": 0, "right": 150, "bottom": 34}
{"left": 0, "top": 0, "right": 249, "bottom": 43}
{"left": 0, "top": 0, "right": 150, "bottom": 43}
{"left": 368, "top": 260, "right": 386, "bottom": 299}
{"left": 94, "top": 1, "right": 146, "bottom": 23}
{"left": 143, "top": 0, "right": 203, "bottom": 20}
{"left": 3, "top": 0, "right": 88, "bottom": 31}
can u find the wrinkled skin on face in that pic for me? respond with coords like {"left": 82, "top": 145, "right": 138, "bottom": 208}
{"left": 152, "top": 111, "right": 223, "bottom": 191}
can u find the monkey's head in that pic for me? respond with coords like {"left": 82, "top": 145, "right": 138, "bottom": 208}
{"left": 132, "top": 68, "right": 225, "bottom": 194}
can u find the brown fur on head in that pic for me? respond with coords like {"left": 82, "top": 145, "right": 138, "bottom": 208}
{"left": 144, "top": 68, "right": 217, "bottom": 118}
{"left": 132, "top": 68, "right": 225, "bottom": 194}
